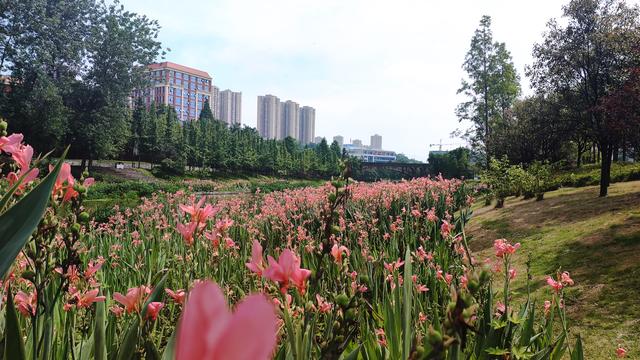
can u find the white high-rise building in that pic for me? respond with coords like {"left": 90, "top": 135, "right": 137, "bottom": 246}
{"left": 258, "top": 95, "right": 316, "bottom": 143}
{"left": 333, "top": 135, "right": 344, "bottom": 148}
{"left": 370, "top": 134, "right": 382, "bottom": 150}
{"left": 212, "top": 85, "right": 220, "bottom": 119}
{"left": 257, "top": 95, "right": 281, "bottom": 139}
{"left": 218, "top": 90, "right": 242, "bottom": 125}
{"left": 314, "top": 136, "right": 324, "bottom": 144}
{"left": 282, "top": 100, "right": 299, "bottom": 139}
{"left": 298, "top": 106, "right": 315, "bottom": 145}
{"left": 276, "top": 102, "right": 285, "bottom": 139}
{"left": 352, "top": 139, "right": 363, "bottom": 147}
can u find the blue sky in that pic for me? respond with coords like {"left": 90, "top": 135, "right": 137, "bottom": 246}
{"left": 120, "top": 0, "right": 594, "bottom": 160}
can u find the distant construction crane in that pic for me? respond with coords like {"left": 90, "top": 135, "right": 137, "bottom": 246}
{"left": 429, "top": 139, "right": 457, "bottom": 151}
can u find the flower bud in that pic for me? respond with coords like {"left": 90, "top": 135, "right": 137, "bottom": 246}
{"left": 78, "top": 212, "right": 90, "bottom": 223}
{"left": 335, "top": 293, "right": 350, "bottom": 308}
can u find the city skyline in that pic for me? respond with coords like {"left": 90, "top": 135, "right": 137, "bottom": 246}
{"left": 121, "top": 0, "right": 603, "bottom": 160}
{"left": 257, "top": 94, "right": 316, "bottom": 144}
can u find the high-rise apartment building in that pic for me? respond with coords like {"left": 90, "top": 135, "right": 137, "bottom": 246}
{"left": 370, "top": 134, "right": 382, "bottom": 150}
{"left": 282, "top": 100, "right": 299, "bottom": 139}
{"left": 132, "top": 62, "right": 214, "bottom": 121}
{"left": 314, "top": 136, "right": 324, "bottom": 144}
{"left": 257, "top": 95, "right": 281, "bottom": 139}
{"left": 212, "top": 85, "right": 220, "bottom": 119}
{"left": 298, "top": 106, "right": 315, "bottom": 145}
{"left": 257, "top": 95, "right": 315, "bottom": 143}
{"left": 219, "top": 90, "right": 242, "bottom": 125}
{"left": 352, "top": 139, "right": 363, "bottom": 147}
{"left": 333, "top": 135, "right": 344, "bottom": 148}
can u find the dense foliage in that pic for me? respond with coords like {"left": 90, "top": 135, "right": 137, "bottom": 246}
{"left": 125, "top": 99, "right": 343, "bottom": 178}
{"left": 458, "top": 0, "right": 640, "bottom": 197}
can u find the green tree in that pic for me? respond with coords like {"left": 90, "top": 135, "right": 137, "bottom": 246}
{"left": 456, "top": 15, "right": 521, "bottom": 170}
{"left": 529, "top": 0, "right": 640, "bottom": 196}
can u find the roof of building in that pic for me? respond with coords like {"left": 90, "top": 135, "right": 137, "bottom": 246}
{"left": 148, "top": 62, "right": 211, "bottom": 79}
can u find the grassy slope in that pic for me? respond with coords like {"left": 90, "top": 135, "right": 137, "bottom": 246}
{"left": 467, "top": 180, "right": 640, "bottom": 359}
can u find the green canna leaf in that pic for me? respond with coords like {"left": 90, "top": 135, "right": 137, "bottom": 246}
{"left": 402, "top": 248, "right": 413, "bottom": 360}
{"left": 116, "top": 317, "right": 141, "bottom": 360}
{"left": 551, "top": 333, "right": 566, "bottom": 360}
{"left": 571, "top": 335, "right": 584, "bottom": 360}
{"left": 144, "top": 339, "right": 161, "bottom": 360}
{"left": 94, "top": 293, "right": 107, "bottom": 360}
{"left": 161, "top": 329, "right": 176, "bottom": 360}
{"left": 343, "top": 344, "right": 361, "bottom": 360}
{"left": 4, "top": 287, "right": 26, "bottom": 360}
{"left": 0, "top": 148, "right": 67, "bottom": 278}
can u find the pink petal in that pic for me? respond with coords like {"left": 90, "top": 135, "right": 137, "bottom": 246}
{"left": 176, "top": 281, "right": 231, "bottom": 360}
{"left": 214, "top": 294, "right": 277, "bottom": 360}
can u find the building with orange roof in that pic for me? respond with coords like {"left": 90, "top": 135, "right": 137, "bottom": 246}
{"left": 132, "top": 62, "right": 215, "bottom": 121}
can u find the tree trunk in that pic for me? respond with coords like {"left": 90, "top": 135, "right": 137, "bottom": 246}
{"left": 576, "top": 147, "right": 583, "bottom": 167}
{"left": 599, "top": 143, "right": 612, "bottom": 197}
{"left": 613, "top": 144, "right": 619, "bottom": 162}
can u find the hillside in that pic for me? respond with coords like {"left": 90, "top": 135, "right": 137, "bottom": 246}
{"left": 468, "top": 180, "right": 640, "bottom": 358}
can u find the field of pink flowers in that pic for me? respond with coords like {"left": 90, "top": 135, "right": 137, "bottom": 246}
{"left": 0, "top": 132, "right": 614, "bottom": 359}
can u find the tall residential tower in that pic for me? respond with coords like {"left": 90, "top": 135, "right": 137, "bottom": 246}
{"left": 218, "top": 89, "right": 242, "bottom": 125}
{"left": 299, "top": 106, "right": 316, "bottom": 145}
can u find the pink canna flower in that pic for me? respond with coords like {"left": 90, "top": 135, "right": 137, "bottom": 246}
{"left": 0, "top": 133, "right": 24, "bottom": 154}
{"left": 176, "top": 281, "right": 277, "bottom": 360}
{"left": 176, "top": 222, "right": 198, "bottom": 245}
{"left": 440, "top": 220, "right": 454, "bottom": 237}
{"left": 544, "top": 300, "right": 552, "bottom": 315}
{"left": 113, "top": 286, "right": 150, "bottom": 314}
{"left": 493, "top": 239, "right": 520, "bottom": 258}
{"left": 110, "top": 305, "right": 124, "bottom": 317}
{"left": 314, "top": 294, "right": 333, "bottom": 313}
{"left": 245, "top": 240, "right": 265, "bottom": 276}
{"left": 7, "top": 167, "right": 39, "bottom": 192}
{"left": 508, "top": 268, "right": 517, "bottom": 280}
{"left": 546, "top": 276, "right": 563, "bottom": 293}
{"left": 263, "top": 249, "right": 312, "bottom": 294}
{"left": 331, "top": 243, "right": 350, "bottom": 264}
{"left": 616, "top": 347, "right": 627, "bottom": 358}
{"left": 546, "top": 271, "right": 574, "bottom": 293}
{"left": 76, "top": 289, "right": 106, "bottom": 308}
{"left": 146, "top": 302, "right": 164, "bottom": 321}
{"left": 15, "top": 290, "right": 37, "bottom": 317}
{"left": 166, "top": 288, "right": 187, "bottom": 305}
{"left": 179, "top": 196, "right": 218, "bottom": 225}
{"left": 560, "top": 271, "right": 574, "bottom": 286}
{"left": 11, "top": 144, "right": 34, "bottom": 170}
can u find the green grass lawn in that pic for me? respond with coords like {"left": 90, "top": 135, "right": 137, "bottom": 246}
{"left": 468, "top": 181, "right": 640, "bottom": 359}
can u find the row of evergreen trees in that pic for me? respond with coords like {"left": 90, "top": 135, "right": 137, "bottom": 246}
{"left": 126, "top": 99, "right": 343, "bottom": 178}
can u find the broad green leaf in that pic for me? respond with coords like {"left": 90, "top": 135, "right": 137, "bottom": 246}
{"left": 0, "top": 149, "right": 67, "bottom": 278}
{"left": 3, "top": 287, "right": 26, "bottom": 360}
{"left": 551, "top": 333, "right": 566, "bottom": 360}
{"left": 571, "top": 335, "right": 584, "bottom": 360}
{"left": 343, "top": 344, "right": 361, "bottom": 360}
{"left": 94, "top": 294, "right": 107, "bottom": 360}
{"left": 144, "top": 339, "right": 161, "bottom": 360}
{"left": 519, "top": 301, "right": 535, "bottom": 347}
{"left": 402, "top": 248, "right": 413, "bottom": 360}
{"left": 116, "top": 317, "right": 140, "bottom": 360}
{"left": 161, "top": 329, "right": 177, "bottom": 360}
